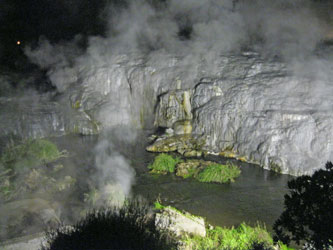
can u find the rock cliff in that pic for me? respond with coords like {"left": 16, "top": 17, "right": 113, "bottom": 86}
{"left": 1, "top": 50, "right": 333, "bottom": 175}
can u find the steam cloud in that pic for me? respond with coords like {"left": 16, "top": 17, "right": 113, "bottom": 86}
{"left": 25, "top": 0, "right": 333, "bottom": 89}
{"left": 0, "top": 0, "right": 333, "bottom": 242}
{"left": 22, "top": 0, "right": 333, "bottom": 208}
{"left": 91, "top": 127, "right": 137, "bottom": 206}
{"left": 4, "top": 0, "right": 333, "bottom": 237}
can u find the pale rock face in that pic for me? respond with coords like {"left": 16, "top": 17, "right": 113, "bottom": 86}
{"left": 155, "top": 90, "right": 193, "bottom": 128}
{"left": 155, "top": 207, "right": 206, "bottom": 237}
{"left": 2, "top": 51, "right": 333, "bottom": 175}
{"left": 0, "top": 94, "right": 99, "bottom": 139}
{"left": 153, "top": 53, "right": 333, "bottom": 176}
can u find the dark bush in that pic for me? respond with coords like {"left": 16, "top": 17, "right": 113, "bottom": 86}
{"left": 42, "top": 199, "right": 178, "bottom": 250}
{"left": 273, "top": 162, "right": 333, "bottom": 249}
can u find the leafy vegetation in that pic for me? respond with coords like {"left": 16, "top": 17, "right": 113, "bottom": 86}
{"left": 148, "top": 154, "right": 241, "bottom": 184}
{"left": 154, "top": 201, "right": 295, "bottom": 250}
{"left": 148, "top": 153, "right": 182, "bottom": 174}
{"left": 0, "top": 139, "right": 68, "bottom": 201}
{"left": 274, "top": 162, "right": 333, "bottom": 250}
{"left": 41, "top": 199, "right": 178, "bottom": 250}
{"left": 196, "top": 163, "right": 241, "bottom": 183}
{"left": 183, "top": 223, "right": 274, "bottom": 250}
{"left": 0, "top": 139, "right": 67, "bottom": 171}
{"left": 43, "top": 198, "right": 296, "bottom": 250}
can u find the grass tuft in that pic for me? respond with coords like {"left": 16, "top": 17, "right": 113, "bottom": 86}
{"left": 154, "top": 201, "right": 166, "bottom": 210}
{"left": 183, "top": 223, "right": 274, "bottom": 250}
{"left": 196, "top": 163, "right": 241, "bottom": 183}
{"left": 148, "top": 153, "right": 182, "bottom": 174}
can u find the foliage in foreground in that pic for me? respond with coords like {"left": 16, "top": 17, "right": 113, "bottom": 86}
{"left": 0, "top": 139, "right": 66, "bottom": 171}
{"left": 148, "top": 153, "right": 182, "bottom": 174}
{"left": 182, "top": 222, "right": 274, "bottom": 250}
{"left": 154, "top": 201, "right": 294, "bottom": 250}
{"left": 42, "top": 200, "right": 178, "bottom": 250}
{"left": 196, "top": 163, "right": 241, "bottom": 183}
{"left": 0, "top": 139, "right": 68, "bottom": 201}
{"left": 273, "top": 162, "right": 333, "bottom": 250}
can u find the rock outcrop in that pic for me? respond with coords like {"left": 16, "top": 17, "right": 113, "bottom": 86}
{"left": 155, "top": 206, "right": 206, "bottom": 238}
{"left": 2, "top": 50, "right": 333, "bottom": 175}
{"left": 153, "top": 52, "right": 333, "bottom": 175}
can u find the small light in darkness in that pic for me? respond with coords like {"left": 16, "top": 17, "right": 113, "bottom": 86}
{"left": 17, "top": 41, "right": 21, "bottom": 45}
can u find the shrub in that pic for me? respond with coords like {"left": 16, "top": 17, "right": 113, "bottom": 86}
{"left": 0, "top": 139, "right": 68, "bottom": 201}
{"left": 148, "top": 153, "right": 182, "bottom": 174}
{"left": 0, "top": 139, "right": 66, "bottom": 171}
{"left": 42, "top": 199, "right": 178, "bottom": 250}
{"left": 183, "top": 223, "right": 274, "bottom": 250}
{"left": 196, "top": 163, "right": 241, "bottom": 183}
{"left": 273, "top": 162, "right": 333, "bottom": 250}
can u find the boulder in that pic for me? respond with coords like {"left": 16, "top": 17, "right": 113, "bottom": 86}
{"left": 176, "top": 159, "right": 215, "bottom": 179}
{"left": 146, "top": 135, "right": 206, "bottom": 156}
{"left": 155, "top": 207, "right": 206, "bottom": 237}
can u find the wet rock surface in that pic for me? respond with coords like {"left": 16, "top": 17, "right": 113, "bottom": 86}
{"left": 0, "top": 94, "right": 99, "bottom": 141}
{"left": 146, "top": 134, "right": 206, "bottom": 156}
{"left": 175, "top": 159, "right": 214, "bottom": 179}
{"left": 2, "top": 51, "right": 333, "bottom": 175}
{"left": 153, "top": 53, "right": 333, "bottom": 175}
{"left": 155, "top": 206, "right": 206, "bottom": 238}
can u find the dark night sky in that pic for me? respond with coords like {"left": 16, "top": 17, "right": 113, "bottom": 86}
{"left": 0, "top": 0, "right": 108, "bottom": 67}
{"left": 0, "top": 0, "right": 332, "bottom": 69}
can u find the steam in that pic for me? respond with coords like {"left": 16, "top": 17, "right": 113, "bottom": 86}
{"left": 90, "top": 127, "right": 137, "bottom": 207}
{"left": 24, "top": 0, "right": 332, "bottom": 91}
{"left": 2, "top": 0, "right": 333, "bottom": 241}
{"left": 21, "top": 0, "right": 333, "bottom": 207}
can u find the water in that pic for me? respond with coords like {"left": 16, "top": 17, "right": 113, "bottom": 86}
{"left": 0, "top": 132, "right": 292, "bottom": 241}
{"left": 132, "top": 153, "right": 292, "bottom": 231}
{"left": 50, "top": 132, "right": 293, "bottom": 231}
{"left": 88, "top": 131, "right": 292, "bottom": 231}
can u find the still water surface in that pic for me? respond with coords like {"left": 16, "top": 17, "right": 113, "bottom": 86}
{"left": 58, "top": 131, "right": 293, "bottom": 232}
{"left": 1, "top": 132, "right": 292, "bottom": 241}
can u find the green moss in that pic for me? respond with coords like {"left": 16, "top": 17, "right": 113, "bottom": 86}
{"left": 270, "top": 162, "right": 282, "bottom": 173}
{"left": 183, "top": 167, "right": 197, "bottom": 178}
{"left": 0, "top": 139, "right": 67, "bottom": 171}
{"left": 176, "top": 160, "right": 202, "bottom": 179}
{"left": 183, "top": 223, "right": 274, "bottom": 250}
{"left": 154, "top": 201, "right": 166, "bottom": 210}
{"left": 196, "top": 163, "right": 241, "bottom": 183}
{"left": 73, "top": 100, "right": 81, "bottom": 109}
{"left": 148, "top": 153, "right": 182, "bottom": 174}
